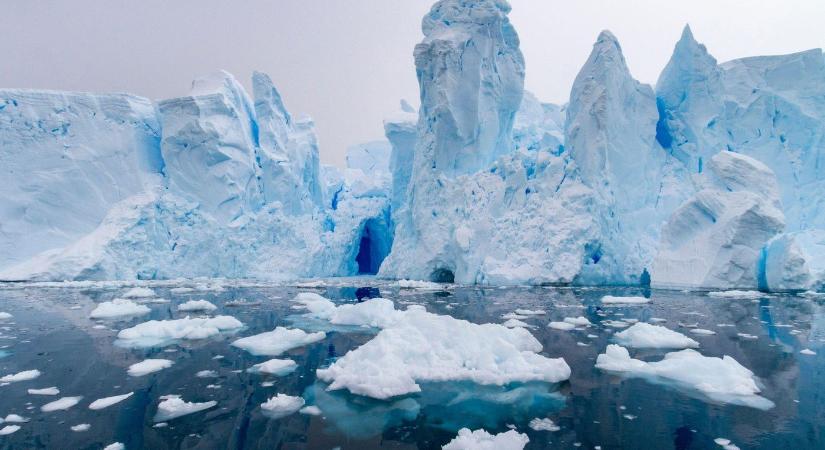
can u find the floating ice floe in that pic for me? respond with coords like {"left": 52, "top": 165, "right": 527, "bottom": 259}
{"left": 103, "top": 442, "right": 125, "bottom": 450}
{"left": 27, "top": 387, "right": 59, "bottom": 396}
{"left": 128, "top": 359, "right": 174, "bottom": 376}
{"left": 299, "top": 405, "right": 322, "bottom": 416}
{"left": 503, "top": 319, "right": 531, "bottom": 329}
{"left": 121, "top": 287, "right": 156, "bottom": 298}
{"left": 292, "top": 294, "right": 403, "bottom": 329}
{"left": 316, "top": 305, "right": 571, "bottom": 399}
{"left": 89, "top": 298, "right": 151, "bottom": 319}
{"left": 613, "top": 323, "right": 699, "bottom": 349}
{"left": 260, "top": 393, "right": 305, "bottom": 419}
{"left": 596, "top": 344, "right": 773, "bottom": 409}
{"left": 548, "top": 321, "right": 576, "bottom": 331}
{"left": 0, "top": 370, "right": 41, "bottom": 383}
{"left": 564, "top": 316, "right": 591, "bottom": 327}
{"left": 0, "top": 425, "right": 20, "bottom": 435}
{"left": 89, "top": 392, "right": 133, "bottom": 410}
{"left": 689, "top": 328, "right": 716, "bottom": 336}
{"left": 442, "top": 428, "right": 529, "bottom": 450}
{"left": 70, "top": 423, "right": 90, "bottom": 432}
{"left": 737, "top": 333, "right": 758, "bottom": 340}
{"left": 232, "top": 327, "right": 325, "bottom": 356}
{"left": 177, "top": 300, "right": 217, "bottom": 312}
{"left": 397, "top": 279, "right": 445, "bottom": 290}
{"left": 515, "top": 309, "right": 545, "bottom": 316}
{"left": 154, "top": 395, "right": 217, "bottom": 421}
{"left": 714, "top": 437, "right": 740, "bottom": 450}
{"left": 800, "top": 348, "right": 817, "bottom": 356}
{"left": 529, "top": 417, "right": 560, "bottom": 431}
{"left": 0, "top": 312, "right": 12, "bottom": 320}
{"left": 195, "top": 370, "right": 218, "bottom": 378}
{"left": 601, "top": 296, "right": 651, "bottom": 304}
{"left": 170, "top": 287, "right": 194, "bottom": 294}
{"left": 707, "top": 290, "right": 765, "bottom": 299}
{"left": 116, "top": 316, "right": 243, "bottom": 347}
{"left": 2, "top": 414, "right": 28, "bottom": 423}
{"left": 248, "top": 359, "right": 298, "bottom": 376}
{"left": 41, "top": 396, "right": 83, "bottom": 412}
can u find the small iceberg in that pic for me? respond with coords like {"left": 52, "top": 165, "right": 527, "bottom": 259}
{"left": 260, "top": 393, "right": 305, "bottom": 419}
{"left": 154, "top": 395, "right": 217, "bottom": 421}
{"left": 601, "top": 296, "right": 651, "bottom": 304}
{"left": 116, "top": 316, "right": 243, "bottom": 348}
{"left": 27, "top": 387, "right": 59, "bottom": 396}
{"left": 128, "top": 359, "right": 174, "bottom": 376}
{"left": 232, "top": 327, "right": 325, "bottom": 356}
{"left": 177, "top": 300, "right": 217, "bottom": 312}
{"left": 613, "top": 323, "right": 700, "bottom": 349}
{"left": 248, "top": 359, "right": 298, "bottom": 375}
{"left": 442, "top": 428, "right": 529, "bottom": 450}
{"left": 89, "top": 299, "right": 150, "bottom": 319}
{"left": 41, "top": 396, "right": 83, "bottom": 412}
{"left": 596, "top": 344, "right": 773, "bottom": 409}
{"left": 89, "top": 392, "right": 133, "bottom": 410}
{"left": 0, "top": 370, "right": 41, "bottom": 383}
{"left": 121, "top": 287, "right": 156, "bottom": 298}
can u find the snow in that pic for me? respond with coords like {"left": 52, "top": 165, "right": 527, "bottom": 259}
{"left": 177, "top": 300, "right": 217, "bottom": 312}
{"left": 154, "top": 395, "right": 217, "bottom": 421}
{"left": 70, "top": 424, "right": 90, "bottom": 432}
{"left": 317, "top": 306, "right": 571, "bottom": 399}
{"left": 596, "top": 344, "right": 773, "bottom": 409}
{"left": 41, "top": 396, "right": 83, "bottom": 412}
{"left": 89, "top": 298, "right": 151, "bottom": 319}
{"left": 613, "top": 323, "right": 700, "bottom": 349}
{"left": 442, "top": 428, "right": 529, "bottom": 450}
{"left": 121, "top": 287, "right": 156, "bottom": 298}
{"left": 232, "top": 327, "right": 325, "bottom": 356}
{"left": 0, "top": 425, "right": 20, "bottom": 435}
{"left": 260, "top": 394, "right": 305, "bottom": 419}
{"left": 127, "top": 359, "right": 174, "bottom": 376}
{"left": 27, "top": 387, "right": 59, "bottom": 396}
{"left": 0, "top": 370, "right": 41, "bottom": 383}
{"left": 116, "top": 316, "right": 243, "bottom": 347}
{"left": 602, "top": 296, "right": 651, "bottom": 304}
{"left": 529, "top": 417, "right": 560, "bottom": 431}
{"left": 89, "top": 392, "right": 133, "bottom": 410}
{"left": 249, "top": 359, "right": 298, "bottom": 376}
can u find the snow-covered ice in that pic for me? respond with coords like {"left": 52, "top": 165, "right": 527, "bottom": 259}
{"left": 613, "top": 323, "right": 700, "bottom": 349}
{"left": 89, "top": 392, "right": 133, "bottom": 410}
{"left": 2, "top": 414, "right": 28, "bottom": 423}
{"left": 260, "top": 394, "right": 305, "bottom": 419}
{"left": 103, "top": 442, "right": 125, "bottom": 450}
{"left": 116, "top": 316, "right": 243, "bottom": 347}
{"left": 602, "top": 296, "right": 651, "bottom": 304}
{"left": 0, "top": 370, "right": 41, "bottom": 383}
{"left": 596, "top": 344, "right": 773, "bottom": 409}
{"left": 121, "top": 287, "right": 156, "bottom": 298}
{"left": 70, "top": 424, "right": 90, "bottom": 432}
{"left": 154, "top": 395, "right": 217, "bottom": 421}
{"left": 707, "top": 291, "right": 765, "bottom": 299}
{"left": 41, "top": 396, "right": 83, "bottom": 412}
{"left": 548, "top": 321, "right": 576, "bottom": 331}
{"left": 249, "top": 359, "right": 298, "bottom": 376}
{"left": 89, "top": 298, "right": 151, "bottom": 319}
{"left": 177, "top": 299, "right": 217, "bottom": 312}
{"left": 442, "top": 428, "right": 529, "bottom": 450}
{"left": 0, "top": 425, "right": 20, "bottom": 435}
{"left": 529, "top": 417, "right": 561, "bottom": 431}
{"left": 232, "top": 327, "right": 325, "bottom": 356}
{"left": 27, "top": 387, "right": 59, "bottom": 396}
{"left": 127, "top": 359, "right": 174, "bottom": 376}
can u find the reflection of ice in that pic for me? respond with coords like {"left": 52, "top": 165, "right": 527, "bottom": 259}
{"left": 305, "top": 381, "right": 565, "bottom": 439}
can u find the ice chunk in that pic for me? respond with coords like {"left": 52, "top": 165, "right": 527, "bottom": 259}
{"left": 689, "top": 329, "right": 716, "bottom": 336}
{"left": 596, "top": 344, "right": 773, "bottom": 409}
{"left": 800, "top": 348, "right": 816, "bottom": 356}
{"left": 27, "top": 387, "right": 59, "bottom": 396}
{"left": 121, "top": 287, "right": 156, "bottom": 298}
{"left": 195, "top": 370, "right": 218, "bottom": 378}
{"left": 397, "top": 280, "right": 444, "bottom": 290}
{"left": 0, "top": 370, "right": 41, "bottom": 383}
{"left": 70, "top": 424, "right": 90, "bottom": 432}
{"left": 442, "top": 428, "right": 529, "bottom": 450}
{"left": 41, "top": 396, "right": 83, "bottom": 412}
{"left": 503, "top": 319, "right": 531, "bottom": 329}
{"left": 529, "top": 417, "right": 560, "bottom": 431}
{"left": 103, "top": 444, "right": 124, "bottom": 450}
{"left": 0, "top": 312, "right": 12, "bottom": 320}
{"left": 248, "top": 359, "right": 298, "bottom": 376}
{"left": 89, "top": 392, "right": 133, "bottom": 410}
{"left": 601, "top": 296, "right": 651, "bottom": 304}
{"left": 292, "top": 294, "right": 403, "bottom": 329}
{"left": 116, "top": 316, "right": 243, "bottom": 348}
{"left": 260, "top": 393, "right": 305, "bottom": 419}
{"left": 764, "top": 230, "right": 825, "bottom": 292}
{"left": 707, "top": 290, "right": 765, "bottom": 299}
{"left": 177, "top": 300, "right": 217, "bottom": 312}
{"left": 89, "top": 298, "right": 151, "bottom": 319}
{"left": 564, "top": 316, "right": 591, "bottom": 327}
{"left": 127, "top": 359, "right": 174, "bottom": 377}
{"left": 299, "top": 405, "right": 322, "bottom": 416}
{"left": 154, "top": 395, "right": 217, "bottom": 421}
{"left": 515, "top": 309, "right": 546, "bottom": 316}
{"left": 2, "top": 414, "right": 28, "bottom": 423}
{"left": 232, "top": 327, "right": 325, "bottom": 356}
{"left": 0, "top": 425, "right": 20, "bottom": 435}
{"left": 548, "top": 322, "right": 576, "bottom": 331}
{"left": 613, "top": 323, "right": 699, "bottom": 349}
{"left": 317, "top": 307, "right": 571, "bottom": 399}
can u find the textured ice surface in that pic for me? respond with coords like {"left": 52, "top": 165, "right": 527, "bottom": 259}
{"left": 177, "top": 299, "right": 217, "bottom": 312}
{"left": 231, "top": 327, "right": 325, "bottom": 356}
{"left": 596, "top": 344, "right": 773, "bottom": 409}
{"left": 764, "top": 230, "right": 825, "bottom": 291}
{"left": 316, "top": 305, "right": 571, "bottom": 399}
{"left": 117, "top": 316, "right": 243, "bottom": 348}
{"left": 248, "top": 359, "right": 298, "bottom": 376}
{"left": 154, "top": 395, "right": 217, "bottom": 421}
{"left": 260, "top": 394, "right": 305, "bottom": 419}
{"left": 89, "top": 298, "right": 151, "bottom": 319}
{"left": 442, "top": 428, "right": 529, "bottom": 450}
{"left": 613, "top": 323, "right": 700, "bottom": 349}
{"left": 127, "top": 359, "right": 174, "bottom": 376}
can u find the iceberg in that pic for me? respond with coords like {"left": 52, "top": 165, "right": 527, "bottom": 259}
{"left": 154, "top": 395, "right": 217, "bottom": 421}
{"left": 231, "top": 327, "right": 326, "bottom": 356}
{"left": 116, "top": 316, "right": 243, "bottom": 348}
{"left": 442, "top": 428, "right": 529, "bottom": 450}
{"left": 89, "top": 298, "right": 151, "bottom": 319}
{"left": 260, "top": 394, "right": 305, "bottom": 419}
{"left": 763, "top": 230, "right": 825, "bottom": 292}
{"left": 127, "top": 359, "right": 174, "bottom": 376}
{"left": 613, "top": 323, "right": 700, "bottom": 349}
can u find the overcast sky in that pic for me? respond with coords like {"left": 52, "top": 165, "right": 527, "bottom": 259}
{"left": 2, "top": 0, "right": 824, "bottom": 167}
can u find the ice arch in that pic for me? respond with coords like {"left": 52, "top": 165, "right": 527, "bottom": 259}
{"left": 355, "top": 218, "right": 391, "bottom": 275}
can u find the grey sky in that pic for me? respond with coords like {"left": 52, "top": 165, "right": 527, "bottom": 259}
{"left": 2, "top": 1, "right": 824, "bottom": 167}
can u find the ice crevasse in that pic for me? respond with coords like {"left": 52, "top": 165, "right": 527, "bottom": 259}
{"left": 1, "top": 0, "right": 824, "bottom": 291}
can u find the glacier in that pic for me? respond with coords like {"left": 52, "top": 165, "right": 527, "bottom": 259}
{"left": 1, "top": 0, "right": 824, "bottom": 292}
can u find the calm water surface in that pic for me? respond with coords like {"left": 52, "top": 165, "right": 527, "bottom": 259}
{"left": 0, "top": 280, "right": 823, "bottom": 449}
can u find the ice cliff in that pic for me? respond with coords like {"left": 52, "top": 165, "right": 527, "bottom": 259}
{"left": 1, "top": 1, "right": 824, "bottom": 292}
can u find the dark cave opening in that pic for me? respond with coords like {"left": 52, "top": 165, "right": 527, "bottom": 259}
{"left": 430, "top": 267, "right": 455, "bottom": 283}
{"left": 355, "top": 219, "right": 391, "bottom": 275}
